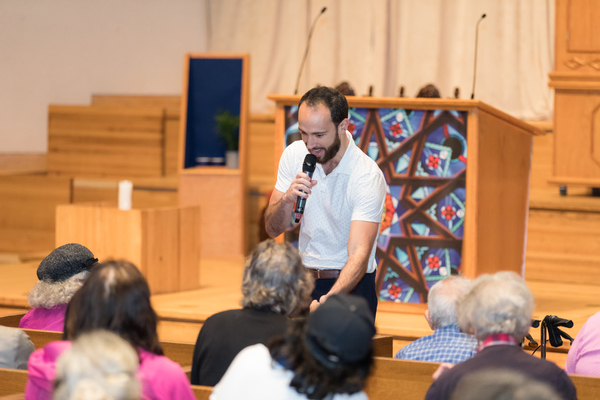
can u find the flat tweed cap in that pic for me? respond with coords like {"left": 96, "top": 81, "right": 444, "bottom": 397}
{"left": 37, "top": 243, "right": 98, "bottom": 282}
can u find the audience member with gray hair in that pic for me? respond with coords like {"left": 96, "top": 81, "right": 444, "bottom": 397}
{"left": 450, "top": 369, "right": 564, "bottom": 400}
{"left": 191, "top": 239, "right": 314, "bottom": 386}
{"left": 53, "top": 330, "right": 140, "bottom": 400}
{"left": 0, "top": 326, "right": 34, "bottom": 370}
{"left": 395, "top": 275, "right": 477, "bottom": 363}
{"left": 19, "top": 243, "right": 98, "bottom": 331}
{"left": 425, "top": 271, "right": 577, "bottom": 400}
{"left": 211, "top": 294, "right": 374, "bottom": 400}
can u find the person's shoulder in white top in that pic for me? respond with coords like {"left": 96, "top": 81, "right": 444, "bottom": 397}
{"left": 210, "top": 344, "right": 369, "bottom": 400}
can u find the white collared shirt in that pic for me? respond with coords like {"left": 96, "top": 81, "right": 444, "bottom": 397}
{"left": 275, "top": 131, "right": 386, "bottom": 273}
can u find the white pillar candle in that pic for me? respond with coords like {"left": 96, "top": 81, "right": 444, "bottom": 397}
{"left": 118, "top": 180, "right": 133, "bottom": 210}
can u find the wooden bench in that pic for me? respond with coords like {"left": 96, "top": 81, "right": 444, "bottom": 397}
{"left": 0, "top": 369, "right": 27, "bottom": 397}
{"left": 3, "top": 357, "right": 600, "bottom": 399}
{"left": 0, "top": 313, "right": 25, "bottom": 328}
{"left": 10, "top": 326, "right": 394, "bottom": 368}
{"left": 191, "top": 386, "right": 212, "bottom": 400}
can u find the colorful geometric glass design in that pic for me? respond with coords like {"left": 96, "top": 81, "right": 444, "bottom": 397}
{"left": 283, "top": 106, "right": 468, "bottom": 304}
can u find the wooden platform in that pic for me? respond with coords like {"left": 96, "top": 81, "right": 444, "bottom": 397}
{"left": 0, "top": 254, "right": 589, "bottom": 368}
{"left": 1, "top": 119, "right": 599, "bottom": 370}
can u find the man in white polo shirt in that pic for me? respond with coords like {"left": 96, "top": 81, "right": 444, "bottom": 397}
{"left": 265, "top": 86, "right": 386, "bottom": 316}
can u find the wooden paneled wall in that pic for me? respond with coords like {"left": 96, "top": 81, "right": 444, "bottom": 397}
{"left": 91, "top": 95, "right": 181, "bottom": 175}
{"left": 0, "top": 175, "right": 72, "bottom": 253}
{"left": 88, "top": 95, "right": 276, "bottom": 254}
{"left": 48, "top": 105, "right": 166, "bottom": 178}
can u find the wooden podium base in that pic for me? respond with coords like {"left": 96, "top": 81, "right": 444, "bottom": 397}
{"left": 55, "top": 203, "right": 200, "bottom": 295}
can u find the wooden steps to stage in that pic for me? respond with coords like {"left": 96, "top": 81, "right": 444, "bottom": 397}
{"left": 525, "top": 129, "right": 600, "bottom": 285}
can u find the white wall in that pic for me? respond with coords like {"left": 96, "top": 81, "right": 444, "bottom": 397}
{"left": 0, "top": 0, "right": 208, "bottom": 153}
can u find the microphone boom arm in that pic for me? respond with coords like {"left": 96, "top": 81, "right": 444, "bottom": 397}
{"left": 294, "top": 7, "right": 327, "bottom": 95}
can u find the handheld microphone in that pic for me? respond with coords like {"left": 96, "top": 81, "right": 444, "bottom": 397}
{"left": 294, "top": 154, "right": 317, "bottom": 223}
{"left": 470, "top": 13, "right": 486, "bottom": 99}
{"left": 294, "top": 7, "right": 327, "bottom": 95}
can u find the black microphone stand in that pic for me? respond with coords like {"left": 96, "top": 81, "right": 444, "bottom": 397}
{"left": 470, "top": 14, "right": 486, "bottom": 99}
{"left": 294, "top": 7, "right": 327, "bottom": 95}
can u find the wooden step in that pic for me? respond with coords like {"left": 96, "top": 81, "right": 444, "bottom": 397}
{"left": 525, "top": 252, "right": 600, "bottom": 285}
{"left": 527, "top": 208, "right": 600, "bottom": 257}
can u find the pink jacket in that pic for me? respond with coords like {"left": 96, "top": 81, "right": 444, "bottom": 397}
{"left": 26, "top": 340, "right": 196, "bottom": 400}
{"left": 19, "top": 304, "right": 67, "bottom": 332}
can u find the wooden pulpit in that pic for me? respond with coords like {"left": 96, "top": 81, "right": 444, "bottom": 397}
{"left": 268, "top": 95, "right": 543, "bottom": 307}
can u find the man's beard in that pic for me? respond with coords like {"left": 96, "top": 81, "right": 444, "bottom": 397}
{"left": 314, "top": 133, "right": 341, "bottom": 164}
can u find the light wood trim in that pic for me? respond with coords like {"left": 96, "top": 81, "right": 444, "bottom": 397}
{"left": 48, "top": 104, "right": 165, "bottom": 118}
{"left": 0, "top": 393, "right": 24, "bottom": 399}
{"left": 461, "top": 110, "right": 480, "bottom": 278}
{"left": 549, "top": 72, "right": 600, "bottom": 89}
{"left": 372, "top": 334, "right": 393, "bottom": 358}
{"left": 364, "top": 357, "right": 438, "bottom": 400}
{"left": 179, "top": 166, "right": 243, "bottom": 176}
{"left": 571, "top": 374, "right": 600, "bottom": 400}
{"left": 177, "top": 53, "right": 192, "bottom": 174}
{"left": 377, "top": 302, "right": 428, "bottom": 315}
{"left": 191, "top": 386, "right": 213, "bottom": 400}
{"left": 0, "top": 313, "right": 25, "bottom": 328}
{"left": 249, "top": 113, "right": 275, "bottom": 122}
{"left": 20, "top": 328, "right": 195, "bottom": 367}
{"left": 2, "top": 360, "right": 599, "bottom": 400}
{"left": 0, "top": 369, "right": 27, "bottom": 397}
{"left": 267, "top": 95, "right": 545, "bottom": 137}
{"left": 271, "top": 100, "right": 287, "bottom": 245}
{"left": 19, "top": 327, "right": 392, "bottom": 366}
{"left": 548, "top": 176, "right": 600, "bottom": 186}
{"left": 21, "top": 329, "right": 61, "bottom": 349}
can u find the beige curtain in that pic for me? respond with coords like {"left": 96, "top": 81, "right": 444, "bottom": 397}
{"left": 207, "top": 0, "right": 554, "bottom": 120}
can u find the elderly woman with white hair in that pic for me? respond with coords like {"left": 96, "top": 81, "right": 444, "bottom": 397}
{"left": 191, "top": 239, "right": 314, "bottom": 386}
{"left": 425, "top": 271, "right": 577, "bottom": 400}
{"left": 53, "top": 330, "right": 140, "bottom": 400}
{"left": 19, "top": 243, "right": 98, "bottom": 332}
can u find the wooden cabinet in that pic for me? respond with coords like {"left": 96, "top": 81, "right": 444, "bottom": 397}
{"left": 178, "top": 54, "right": 250, "bottom": 257}
{"left": 549, "top": 0, "right": 600, "bottom": 189}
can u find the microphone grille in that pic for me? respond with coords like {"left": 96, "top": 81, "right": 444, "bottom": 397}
{"left": 305, "top": 154, "right": 317, "bottom": 164}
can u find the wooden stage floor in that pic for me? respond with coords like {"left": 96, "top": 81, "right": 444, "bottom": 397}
{"left": 1, "top": 147, "right": 598, "bottom": 369}
{"left": 0, "top": 254, "right": 596, "bottom": 368}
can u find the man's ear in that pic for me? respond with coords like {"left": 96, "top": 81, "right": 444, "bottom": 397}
{"left": 338, "top": 118, "right": 349, "bottom": 135}
{"left": 425, "top": 309, "right": 434, "bottom": 330}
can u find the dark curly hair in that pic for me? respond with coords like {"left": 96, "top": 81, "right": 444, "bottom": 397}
{"left": 63, "top": 260, "right": 163, "bottom": 355}
{"left": 268, "top": 319, "right": 373, "bottom": 400}
{"left": 299, "top": 86, "right": 349, "bottom": 130}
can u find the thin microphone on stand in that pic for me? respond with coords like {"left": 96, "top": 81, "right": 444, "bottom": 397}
{"left": 294, "top": 154, "right": 317, "bottom": 223}
{"left": 294, "top": 7, "right": 327, "bottom": 95}
{"left": 470, "top": 13, "right": 486, "bottom": 100}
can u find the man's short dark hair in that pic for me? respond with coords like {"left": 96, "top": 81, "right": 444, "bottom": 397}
{"left": 299, "top": 86, "right": 349, "bottom": 129}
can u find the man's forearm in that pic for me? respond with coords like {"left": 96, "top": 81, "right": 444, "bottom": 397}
{"left": 327, "top": 252, "right": 369, "bottom": 296}
{"left": 264, "top": 198, "right": 294, "bottom": 238}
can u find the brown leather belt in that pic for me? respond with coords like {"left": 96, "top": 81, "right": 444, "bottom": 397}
{"left": 305, "top": 268, "right": 341, "bottom": 279}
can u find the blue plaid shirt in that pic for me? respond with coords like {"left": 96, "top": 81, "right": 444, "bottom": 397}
{"left": 394, "top": 325, "right": 478, "bottom": 364}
